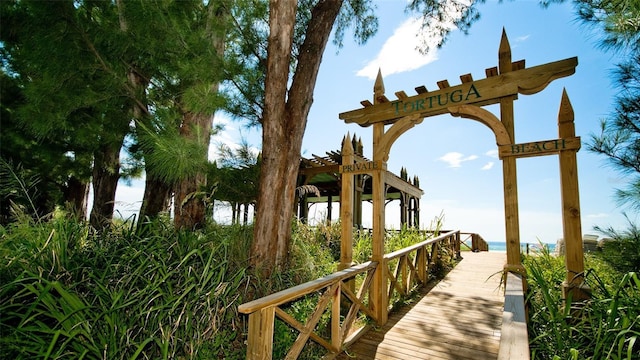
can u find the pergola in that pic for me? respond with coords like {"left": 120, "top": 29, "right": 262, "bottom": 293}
{"left": 296, "top": 135, "right": 423, "bottom": 229}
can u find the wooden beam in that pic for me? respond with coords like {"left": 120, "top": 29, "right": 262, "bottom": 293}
{"left": 498, "top": 137, "right": 581, "bottom": 159}
{"left": 339, "top": 56, "right": 577, "bottom": 126}
{"left": 385, "top": 171, "right": 424, "bottom": 198}
{"left": 394, "top": 90, "right": 408, "bottom": 99}
{"left": 415, "top": 85, "right": 428, "bottom": 94}
{"left": 436, "top": 79, "right": 450, "bottom": 89}
{"left": 460, "top": 73, "right": 473, "bottom": 83}
{"left": 498, "top": 29, "right": 524, "bottom": 272}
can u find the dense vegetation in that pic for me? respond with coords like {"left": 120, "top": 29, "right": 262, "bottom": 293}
{"left": 524, "top": 239, "right": 640, "bottom": 359}
{"left": 0, "top": 212, "right": 450, "bottom": 359}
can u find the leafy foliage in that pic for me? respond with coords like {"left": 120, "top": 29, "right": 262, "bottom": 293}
{"left": 0, "top": 216, "right": 250, "bottom": 359}
{"left": 0, "top": 215, "right": 351, "bottom": 359}
{"left": 524, "top": 247, "right": 640, "bottom": 359}
{"left": 594, "top": 215, "right": 640, "bottom": 273}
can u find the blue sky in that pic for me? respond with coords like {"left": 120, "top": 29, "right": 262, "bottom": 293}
{"left": 113, "top": 0, "right": 634, "bottom": 244}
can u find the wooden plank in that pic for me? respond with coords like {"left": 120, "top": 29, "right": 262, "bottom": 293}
{"left": 498, "top": 272, "right": 530, "bottom": 360}
{"left": 338, "top": 160, "right": 385, "bottom": 174}
{"left": 336, "top": 252, "right": 506, "bottom": 360}
{"left": 499, "top": 137, "right": 581, "bottom": 159}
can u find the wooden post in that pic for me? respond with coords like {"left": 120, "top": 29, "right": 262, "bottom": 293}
{"left": 246, "top": 307, "right": 275, "bottom": 359}
{"left": 558, "top": 90, "right": 589, "bottom": 302}
{"left": 339, "top": 134, "right": 354, "bottom": 271}
{"left": 371, "top": 70, "right": 388, "bottom": 325}
{"left": 499, "top": 29, "right": 525, "bottom": 275}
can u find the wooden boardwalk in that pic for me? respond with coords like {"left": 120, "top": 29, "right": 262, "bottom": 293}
{"left": 336, "top": 251, "right": 506, "bottom": 360}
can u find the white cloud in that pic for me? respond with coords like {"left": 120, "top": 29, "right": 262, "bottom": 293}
{"left": 438, "top": 152, "right": 478, "bottom": 168}
{"left": 485, "top": 149, "right": 499, "bottom": 158}
{"left": 481, "top": 162, "right": 494, "bottom": 170}
{"left": 356, "top": 1, "right": 473, "bottom": 79}
{"left": 356, "top": 17, "right": 439, "bottom": 79}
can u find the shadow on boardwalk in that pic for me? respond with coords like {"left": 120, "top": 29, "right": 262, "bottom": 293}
{"left": 336, "top": 252, "right": 506, "bottom": 360}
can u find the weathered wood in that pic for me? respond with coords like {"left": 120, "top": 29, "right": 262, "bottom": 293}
{"left": 238, "top": 262, "right": 376, "bottom": 314}
{"left": 498, "top": 30, "right": 524, "bottom": 272}
{"left": 338, "top": 56, "right": 577, "bottom": 126}
{"left": 239, "top": 231, "right": 462, "bottom": 359}
{"left": 557, "top": 90, "right": 589, "bottom": 301}
{"left": 499, "top": 136, "right": 581, "bottom": 159}
{"left": 448, "top": 104, "right": 511, "bottom": 146}
{"left": 460, "top": 73, "right": 473, "bottom": 83}
{"left": 246, "top": 307, "right": 275, "bottom": 359}
{"left": 339, "top": 159, "right": 384, "bottom": 174}
{"left": 498, "top": 272, "right": 530, "bottom": 360}
{"left": 384, "top": 170, "right": 424, "bottom": 198}
{"left": 336, "top": 252, "right": 506, "bottom": 360}
{"left": 286, "top": 283, "right": 338, "bottom": 359}
{"left": 371, "top": 70, "right": 388, "bottom": 326}
{"left": 339, "top": 135, "right": 355, "bottom": 271}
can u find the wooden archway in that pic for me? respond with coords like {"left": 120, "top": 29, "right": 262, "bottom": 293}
{"left": 339, "top": 30, "right": 588, "bottom": 325}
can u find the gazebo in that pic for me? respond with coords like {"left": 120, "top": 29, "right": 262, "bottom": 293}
{"left": 296, "top": 135, "right": 423, "bottom": 229}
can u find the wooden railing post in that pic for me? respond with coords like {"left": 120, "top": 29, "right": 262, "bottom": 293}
{"left": 417, "top": 246, "right": 427, "bottom": 284}
{"left": 246, "top": 307, "right": 275, "bottom": 360}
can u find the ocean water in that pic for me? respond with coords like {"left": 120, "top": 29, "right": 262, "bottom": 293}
{"left": 486, "top": 241, "right": 556, "bottom": 254}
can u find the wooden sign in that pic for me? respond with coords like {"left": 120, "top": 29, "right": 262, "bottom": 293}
{"left": 499, "top": 137, "right": 581, "bottom": 159}
{"left": 339, "top": 160, "right": 385, "bottom": 174}
{"left": 339, "top": 57, "right": 577, "bottom": 126}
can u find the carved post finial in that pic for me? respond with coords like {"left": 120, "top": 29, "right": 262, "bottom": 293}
{"left": 342, "top": 132, "right": 354, "bottom": 155}
{"left": 374, "top": 68, "right": 385, "bottom": 100}
{"left": 558, "top": 88, "right": 575, "bottom": 137}
{"left": 499, "top": 28, "right": 512, "bottom": 74}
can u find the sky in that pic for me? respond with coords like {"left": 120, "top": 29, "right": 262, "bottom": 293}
{"left": 112, "top": 0, "right": 635, "bottom": 244}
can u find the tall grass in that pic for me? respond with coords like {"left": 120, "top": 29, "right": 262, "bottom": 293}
{"left": 0, "top": 212, "right": 251, "bottom": 359}
{"left": 0, "top": 214, "right": 343, "bottom": 359}
{"left": 524, "top": 246, "right": 640, "bottom": 359}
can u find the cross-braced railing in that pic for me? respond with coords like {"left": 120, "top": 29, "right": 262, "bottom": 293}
{"left": 238, "top": 230, "right": 464, "bottom": 360}
{"left": 384, "top": 230, "right": 461, "bottom": 307}
{"left": 460, "top": 231, "right": 490, "bottom": 252}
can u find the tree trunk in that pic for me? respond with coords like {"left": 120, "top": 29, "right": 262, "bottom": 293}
{"left": 89, "top": 141, "right": 122, "bottom": 229}
{"left": 138, "top": 176, "right": 172, "bottom": 226}
{"left": 174, "top": 112, "right": 212, "bottom": 230}
{"left": 63, "top": 175, "right": 89, "bottom": 219}
{"left": 173, "top": 1, "right": 226, "bottom": 230}
{"left": 251, "top": 0, "right": 344, "bottom": 276}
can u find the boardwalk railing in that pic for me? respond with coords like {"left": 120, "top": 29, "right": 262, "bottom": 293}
{"left": 238, "top": 230, "right": 465, "bottom": 360}
{"left": 384, "top": 230, "right": 461, "bottom": 307}
{"left": 460, "top": 231, "right": 490, "bottom": 251}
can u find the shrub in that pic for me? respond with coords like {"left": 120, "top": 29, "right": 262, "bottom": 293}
{"left": 594, "top": 216, "right": 640, "bottom": 273}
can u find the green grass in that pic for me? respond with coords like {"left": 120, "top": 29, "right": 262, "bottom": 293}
{"left": 524, "top": 245, "right": 640, "bottom": 360}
